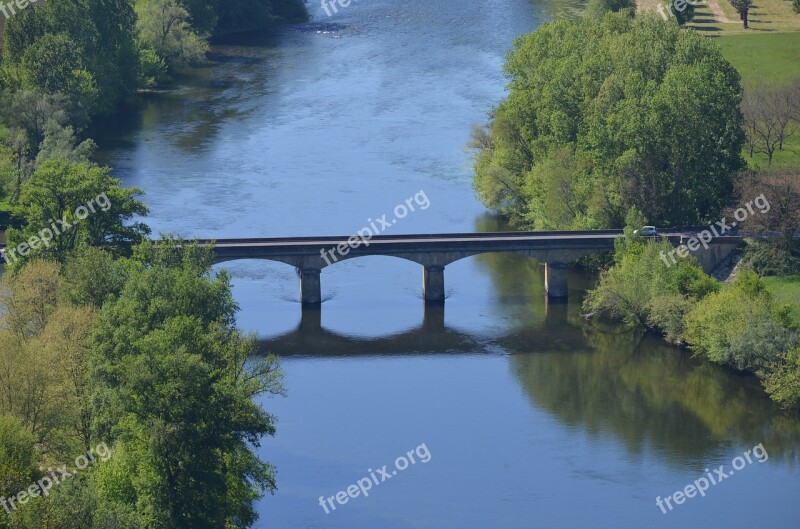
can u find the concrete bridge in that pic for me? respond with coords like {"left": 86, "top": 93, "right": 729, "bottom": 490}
{"left": 197, "top": 231, "right": 743, "bottom": 306}
{"left": 0, "top": 229, "right": 743, "bottom": 304}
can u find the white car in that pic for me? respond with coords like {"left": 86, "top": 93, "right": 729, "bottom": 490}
{"left": 634, "top": 226, "right": 658, "bottom": 236}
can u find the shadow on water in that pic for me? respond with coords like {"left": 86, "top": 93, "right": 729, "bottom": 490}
{"left": 89, "top": 29, "right": 289, "bottom": 159}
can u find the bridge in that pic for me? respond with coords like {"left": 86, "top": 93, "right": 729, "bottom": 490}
{"left": 198, "top": 230, "right": 743, "bottom": 306}
{"left": 0, "top": 230, "right": 743, "bottom": 305}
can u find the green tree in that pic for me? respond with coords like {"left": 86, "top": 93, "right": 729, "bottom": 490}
{"left": 0, "top": 415, "right": 38, "bottom": 511}
{"left": 471, "top": 13, "right": 744, "bottom": 228}
{"left": 0, "top": 91, "right": 73, "bottom": 154}
{"left": 61, "top": 247, "right": 126, "bottom": 308}
{"left": 136, "top": 0, "right": 209, "bottom": 71}
{"left": 730, "top": 0, "right": 753, "bottom": 28}
{"left": 35, "top": 121, "right": 97, "bottom": 165}
{"left": 2, "top": 0, "right": 139, "bottom": 115}
{"left": 0, "top": 145, "right": 17, "bottom": 203}
{"left": 91, "top": 239, "right": 285, "bottom": 528}
{"left": 20, "top": 32, "right": 100, "bottom": 114}
{"left": 6, "top": 472, "right": 144, "bottom": 529}
{"left": 6, "top": 159, "right": 149, "bottom": 266}
{"left": 0, "top": 261, "right": 92, "bottom": 452}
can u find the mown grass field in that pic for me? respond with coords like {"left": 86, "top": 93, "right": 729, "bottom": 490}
{"left": 714, "top": 32, "right": 800, "bottom": 86}
{"left": 764, "top": 275, "right": 800, "bottom": 322}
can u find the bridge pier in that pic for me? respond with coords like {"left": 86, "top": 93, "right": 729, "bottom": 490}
{"left": 544, "top": 262, "right": 568, "bottom": 298}
{"left": 299, "top": 268, "right": 322, "bottom": 306}
{"left": 423, "top": 304, "right": 445, "bottom": 331}
{"left": 300, "top": 307, "right": 322, "bottom": 332}
{"left": 423, "top": 265, "right": 445, "bottom": 304}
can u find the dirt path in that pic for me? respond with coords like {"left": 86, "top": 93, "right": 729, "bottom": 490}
{"left": 706, "top": 0, "right": 737, "bottom": 23}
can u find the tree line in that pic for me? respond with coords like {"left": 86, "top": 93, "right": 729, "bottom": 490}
{"left": 0, "top": 166, "right": 286, "bottom": 528}
{"left": 0, "top": 1, "right": 306, "bottom": 527}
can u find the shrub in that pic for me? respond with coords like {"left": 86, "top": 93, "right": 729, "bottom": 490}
{"left": 742, "top": 239, "right": 800, "bottom": 277}
{"left": 765, "top": 347, "right": 800, "bottom": 408}
{"left": 6, "top": 473, "right": 144, "bottom": 529}
{"left": 0, "top": 415, "right": 37, "bottom": 504}
{"left": 684, "top": 270, "right": 795, "bottom": 371}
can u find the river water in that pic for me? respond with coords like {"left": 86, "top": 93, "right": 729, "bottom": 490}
{"left": 91, "top": 0, "right": 800, "bottom": 527}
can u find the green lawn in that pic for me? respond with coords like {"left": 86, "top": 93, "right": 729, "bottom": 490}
{"left": 740, "top": 135, "right": 800, "bottom": 169}
{"left": 714, "top": 32, "right": 800, "bottom": 86}
{"left": 764, "top": 275, "right": 800, "bottom": 323}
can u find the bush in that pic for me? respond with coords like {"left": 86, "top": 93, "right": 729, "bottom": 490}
{"left": 0, "top": 415, "right": 37, "bottom": 505}
{"left": 684, "top": 270, "right": 796, "bottom": 372}
{"left": 727, "top": 318, "right": 797, "bottom": 372}
{"left": 646, "top": 294, "right": 693, "bottom": 343}
{"left": 584, "top": 212, "right": 718, "bottom": 337}
{"left": 742, "top": 239, "right": 800, "bottom": 277}
{"left": 765, "top": 347, "right": 800, "bottom": 408}
{"left": 6, "top": 473, "right": 144, "bottom": 529}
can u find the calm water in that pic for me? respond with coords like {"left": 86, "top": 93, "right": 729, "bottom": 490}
{"left": 91, "top": 0, "right": 800, "bottom": 527}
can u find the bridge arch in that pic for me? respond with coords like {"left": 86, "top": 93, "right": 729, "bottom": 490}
{"left": 213, "top": 247, "right": 604, "bottom": 305}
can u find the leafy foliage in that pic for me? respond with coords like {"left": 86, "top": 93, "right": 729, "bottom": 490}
{"left": 7, "top": 159, "right": 150, "bottom": 266}
{"left": 136, "top": 0, "right": 210, "bottom": 73}
{"left": 765, "top": 347, "right": 800, "bottom": 408}
{"left": 742, "top": 239, "right": 800, "bottom": 276}
{"left": 684, "top": 270, "right": 796, "bottom": 372}
{"left": 0, "top": 415, "right": 38, "bottom": 507}
{"left": 3, "top": 0, "right": 139, "bottom": 115}
{"left": 0, "top": 261, "right": 96, "bottom": 454}
{"left": 91, "top": 239, "right": 285, "bottom": 528}
{"left": 584, "top": 211, "right": 719, "bottom": 335}
{"left": 586, "top": 0, "right": 636, "bottom": 16}
{"left": 472, "top": 13, "right": 744, "bottom": 228}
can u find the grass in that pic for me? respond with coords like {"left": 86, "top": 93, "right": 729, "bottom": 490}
{"left": 714, "top": 32, "right": 800, "bottom": 85}
{"left": 763, "top": 275, "right": 800, "bottom": 323}
{"left": 685, "top": 0, "right": 800, "bottom": 34}
{"left": 685, "top": 3, "right": 728, "bottom": 34}
{"left": 741, "top": 135, "right": 800, "bottom": 169}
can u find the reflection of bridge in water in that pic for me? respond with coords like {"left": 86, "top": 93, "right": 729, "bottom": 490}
{"left": 204, "top": 231, "right": 742, "bottom": 306}
{"left": 257, "top": 300, "right": 585, "bottom": 357}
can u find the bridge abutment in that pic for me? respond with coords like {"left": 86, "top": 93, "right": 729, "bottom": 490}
{"left": 423, "top": 265, "right": 446, "bottom": 304}
{"left": 299, "top": 268, "right": 322, "bottom": 306}
{"left": 545, "top": 262, "right": 569, "bottom": 298}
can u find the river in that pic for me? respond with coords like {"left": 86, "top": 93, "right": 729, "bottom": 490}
{"left": 90, "top": 0, "right": 800, "bottom": 527}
